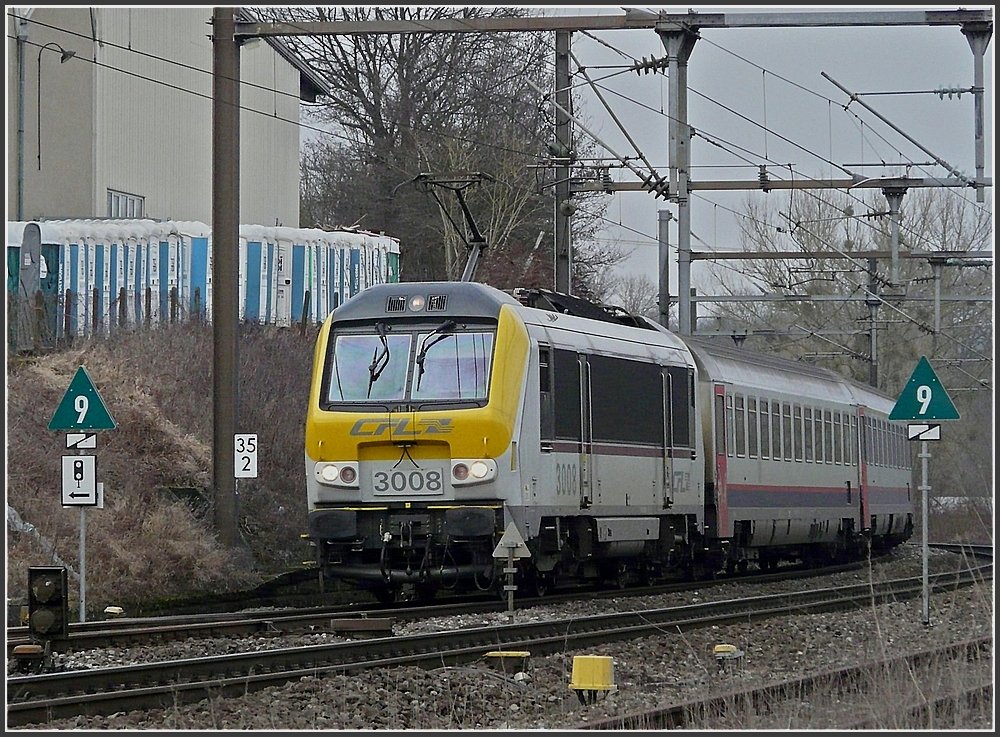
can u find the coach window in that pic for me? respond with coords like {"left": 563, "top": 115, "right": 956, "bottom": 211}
{"left": 715, "top": 394, "right": 726, "bottom": 457}
{"left": 735, "top": 395, "right": 746, "bottom": 457}
{"left": 725, "top": 394, "right": 735, "bottom": 458}
{"left": 824, "top": 410, "right": 834, "bottom": 464}
{"left": 553, "top": 349, "right": 581, "bottom": 444}
{"left": 803, "top": 407, "right": 814, "bottom": 462}
{"left": 848, "top": 415, "right": 857, "bottom": 465}
{"left": 793, "top": 405, "right": 803, "bottom": 461}
{"left": 814, "top": 407, "right": 824, "bottom": 463}
{"left": 834, "top": 412, "right": 843, "bottom": 464}
{"left": 781, "top": 402, "right": 793, "bottom": 461}
{"left": 759, "top": 400, "right": 770, "bottom": 459}
{"left": 538, "top": 347, "right": 554, "bottom": 442}
{"left": 748, "top": 398, "right": 758, "bottom": 458}
{"left": 771, "top": 401, "right": 782, "bottom": 461}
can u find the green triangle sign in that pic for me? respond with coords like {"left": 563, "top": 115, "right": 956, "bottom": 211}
{"left": 48, "top": 366, "right": 118, "bottom": 431}
{"left": 888, "top": 356, "right": 960, "bottom": 421}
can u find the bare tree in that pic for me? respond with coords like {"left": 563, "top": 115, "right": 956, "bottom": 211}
{"left": 260, "top": 5, "right": 617, "bottom": 291}
{"left": 709, "top": 187, "right": 992, "bottom": 498}
{"left": 607, "top": 273, "right": 659, "bottom": 319}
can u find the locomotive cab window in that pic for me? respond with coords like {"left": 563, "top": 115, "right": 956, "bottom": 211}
{"left": 326, "top": 332, "right": 413, "bottom": 402}
{"left": 411, "top": 330, "right": 493, "bottom": 401}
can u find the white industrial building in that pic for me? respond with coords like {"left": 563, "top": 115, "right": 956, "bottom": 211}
{"left": 7, "top": 7, "right": 328, "bottom": 226}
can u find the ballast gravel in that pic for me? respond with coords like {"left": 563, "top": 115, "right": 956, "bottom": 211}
{"left": 11, "top": 545, "right": 994, "bottom": 730}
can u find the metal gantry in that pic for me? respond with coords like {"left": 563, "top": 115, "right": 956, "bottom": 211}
{"left": 208, "top": 7, "right": 993, "bottom": 547}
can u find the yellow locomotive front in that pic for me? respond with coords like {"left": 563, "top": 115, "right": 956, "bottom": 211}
{"left": 304, "top": 282, "right": 529, "bottom": 603}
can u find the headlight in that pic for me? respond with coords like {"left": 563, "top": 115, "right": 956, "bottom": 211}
{"left": 315, "top": 462, "right": 360, "bottom": 488}
{"left": 452, "top": 458, "right": 497, "bottom": 486}
{"left": 409, "top": 295, "right": 426, "bottom": 311}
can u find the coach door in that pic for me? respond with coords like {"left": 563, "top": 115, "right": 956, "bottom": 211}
{"left": 579, "top": 354, "right": 593, "bottom": 509}
{"left": 712, "top": 384, "right": 729, "bottom": 538}
{"left": 856, "top": 407, "right": 870, "bottom": 532}
{"left": 661, "top": 369, "right": 673, "bottom": 508}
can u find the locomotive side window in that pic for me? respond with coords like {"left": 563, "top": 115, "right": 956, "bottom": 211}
{"left": 804, "top": 407, "right": 814, "bottom": 462}
{"left": 553, "top": 349, "right": 581, "bottom": 442}
{"left": 667, "top": 366, "right": 692, "bottom": 448}
{"left": 589, "top": 355, "right": 663, "bottom": 445}
{"left": 734, "top": 395, "right": 746, "bottom": 457}
{"left": 539, "top": 347, "right": 554, "bottom": 442}
{"left": 747, "top": 398, "right": 758, "bottom": 458}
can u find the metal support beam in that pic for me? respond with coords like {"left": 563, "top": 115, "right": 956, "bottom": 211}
{"left": 658, "top": 24, "right": 698, "bottom": 335}
{"left": 234, "top": 9, "right": 992, "bottom": 38}
{"left": 554, "top": 31, "right": 572, "bottom": 293}
{"left": 212, "top": 7, "right": 241, "bottom": 548}
{"left": 657, "top": 209, "right": 672, "bottom": 328}
{"left": 962, "top": 22, "right": 993, "bottom": 203}
{"left": 882, "top": 186, "right": 907, "bottom": 287}
{"left": 570, "top": 176, "right": 984, "bottom": 193}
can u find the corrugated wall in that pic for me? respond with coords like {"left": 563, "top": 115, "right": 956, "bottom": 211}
{"left": 7, "top": 220, "right": 402, "bottom": 351}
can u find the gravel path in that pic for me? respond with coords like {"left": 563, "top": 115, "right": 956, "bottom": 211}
{"left": 12, "top": 546, "right": 994, "bottom": 730}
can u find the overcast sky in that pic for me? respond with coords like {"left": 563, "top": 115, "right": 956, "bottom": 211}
{"left": 544, "top": 5, "right": 994, "bottom": 295}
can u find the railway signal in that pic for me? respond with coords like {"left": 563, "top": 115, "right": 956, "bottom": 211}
{"left": 27, "top": 566, "right": 69, "bottom": 641}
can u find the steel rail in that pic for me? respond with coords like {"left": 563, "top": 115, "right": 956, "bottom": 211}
{"left": 576, "top": 636, "right": 993, "bottom": 729}
{"left": 7, "top": 559, "right": 990, "bottom": 727}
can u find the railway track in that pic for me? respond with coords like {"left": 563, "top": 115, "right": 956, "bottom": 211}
{"left": 575, "top": 636, "right": 993, "bottom": 729}
{"left": 7, "top": 547, "right": 991, "bottom": 728}
{"left": 5, "top": 555, "right": 873, "bottom": 654}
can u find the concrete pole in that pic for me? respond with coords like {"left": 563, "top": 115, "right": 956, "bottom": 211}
{"left": 554, "top": 31, "right": 572, "bottom": 294}
{"left": 212, "top": 8, "right": 242, "bottom": 548}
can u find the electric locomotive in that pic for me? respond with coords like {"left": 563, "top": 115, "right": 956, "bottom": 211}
{"left": 304, "top": 282, "right": 913, "bottom": 602}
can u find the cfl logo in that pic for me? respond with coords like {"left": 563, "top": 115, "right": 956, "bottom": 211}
{"left": 349, "top": 418, "right": 454, "bottom": 437}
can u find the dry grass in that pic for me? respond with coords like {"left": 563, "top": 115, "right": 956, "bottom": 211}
{"left": 6, "top": 322, "right": 318, "bottom": 614}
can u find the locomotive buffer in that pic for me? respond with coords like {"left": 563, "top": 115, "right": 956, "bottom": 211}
{"left": 493, "top": 522, "right": 531, "bottom": 620}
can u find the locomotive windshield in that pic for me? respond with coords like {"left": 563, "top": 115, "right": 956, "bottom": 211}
{"left": 328, "top": 333, "right": 412, "bottom": 402}
{"left": 411, "top": 330, "right": 493, "bottom": 401}
{"left": 325, "top": 327, "right": 494, "bottom": 404}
